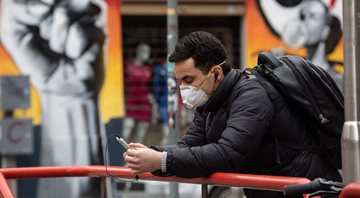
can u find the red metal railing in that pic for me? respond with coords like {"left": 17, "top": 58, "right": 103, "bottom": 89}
{"left": 0, "top": 165, "right": 309, "bottom": 198}
{"left": 0, "top": 172, "right": 13, "bottom": 198}
{"left": 0, "top": 165, "right": 359, "bottom": 198}
{"left": 339, "top": 182, "right": 360, "bottom": 198}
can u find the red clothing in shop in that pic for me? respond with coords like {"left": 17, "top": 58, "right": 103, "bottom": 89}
{"left": 124, "top": 62, "right": 153, "bottom": 121}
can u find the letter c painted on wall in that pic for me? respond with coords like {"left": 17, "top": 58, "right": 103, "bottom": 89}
{"left": 6, "top": 121, "right": 24, "bottom": 144}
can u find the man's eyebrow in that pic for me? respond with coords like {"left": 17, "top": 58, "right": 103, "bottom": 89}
{"left": 180, "top": 75, "right": 192, "bottom": 82}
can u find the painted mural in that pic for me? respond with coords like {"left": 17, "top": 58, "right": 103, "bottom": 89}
{"left": 246, "top": 0, "right": 343, "bottom": 91}
{"left": 0, "top": 0, "right": 123, "bottom": 197}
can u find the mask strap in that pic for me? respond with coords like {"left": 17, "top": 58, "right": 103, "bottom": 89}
{"left": 210, "top": 60, "right": 226, "bottom": 73}
{"left": 210, "top": 60, "right": 226, "bottom": 95}
{"left": 199, "top": 60, "right": 226, "bottom": 89}
{"left": 218, "top": 60, "right": 226, "bottom": 67}
{"left": 198, "top": 71, "right": 213, "bottom": 89}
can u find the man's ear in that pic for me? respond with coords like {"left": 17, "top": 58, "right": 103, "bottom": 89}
{"left": 212, "top": 66, "right": 223, "bottom": 81}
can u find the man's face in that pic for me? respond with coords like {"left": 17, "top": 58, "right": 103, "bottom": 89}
{"left": 174, "top": 58, "right": 215, "bottom": 95}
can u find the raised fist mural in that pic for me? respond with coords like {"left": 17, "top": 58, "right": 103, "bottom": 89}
{"left": 0, "top": 0, "right": 107, "bottom": 197}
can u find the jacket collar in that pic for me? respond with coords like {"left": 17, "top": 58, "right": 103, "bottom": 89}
{"left": 199, "top": 69, "right": 243, "bottom": 114}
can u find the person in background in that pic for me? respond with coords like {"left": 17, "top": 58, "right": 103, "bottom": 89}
{"left": 123, "top": 31, "right": 342, "bottom": 198}
{"left": 123, "top": 43, "right": 153, "bottom": 143}
{"left": 152, "top": 62, "right": 170, "bottom": 145}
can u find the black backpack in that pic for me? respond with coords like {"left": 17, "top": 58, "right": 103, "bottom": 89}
{"left": 250, "top": 51, "right": 344, "bottom": 169}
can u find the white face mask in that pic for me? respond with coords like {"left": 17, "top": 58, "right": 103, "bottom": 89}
{"left": 180, "top": 85, "right": 209, "bottom": 109}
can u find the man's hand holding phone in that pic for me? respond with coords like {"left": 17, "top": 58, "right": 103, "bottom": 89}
{"left": 118, "top": 137, "right": 162, "bottom": 174}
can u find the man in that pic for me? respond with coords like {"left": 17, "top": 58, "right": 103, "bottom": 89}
{"left": 124, "top": 31, "right": 342, "bottom": 197}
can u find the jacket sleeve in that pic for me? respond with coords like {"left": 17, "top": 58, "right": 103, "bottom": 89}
{"left": 151, "top": 109, "right": 208, "bottom": 176}
{"left": 178, "top": 109, "right": 208, "bottom": 146}
{"left": 161, "top": 80, "right": 274, "bottom": 178}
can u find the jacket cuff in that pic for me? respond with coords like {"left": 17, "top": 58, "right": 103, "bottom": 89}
{"left": 161, "top": 151, "right": 167, "bottom": 173}
{"left": 165, "top": 151, "right": 174, "bottom": 174}
{"left": 151, "top": 151, "right": 174, "bottom": 177}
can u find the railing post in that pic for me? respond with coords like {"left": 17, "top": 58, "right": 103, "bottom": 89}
{"left": 201, "top": 184, "right": 208, "bottom": 198}
{"left": 100, "top": 177, "right": 107, "bottom": 198}
{"left": 0, "top": 173, "right": 15, "bottom": 198}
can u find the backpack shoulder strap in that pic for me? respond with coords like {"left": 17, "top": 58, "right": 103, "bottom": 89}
{"left": 243, "top": 67, "right": 277, "bottom": 100}
{"left": 258, "top": 51, "right": 282, "bottom": 69}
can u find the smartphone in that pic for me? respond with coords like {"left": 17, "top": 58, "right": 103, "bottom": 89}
{"left": 116, "top": 137, "right": 129, "bottom": 149}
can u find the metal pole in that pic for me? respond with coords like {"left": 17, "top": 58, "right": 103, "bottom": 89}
{"left": 167, "top": 0, "right": 179, "bottom": 197}
{"left": 240, "top": 16, "right": 246, "bottom": 69}
{"left": 1, "top": 110, "right": 17, "bottom": 198}
{"left": 341, "top": 0, "right": 360, "bottom": 184}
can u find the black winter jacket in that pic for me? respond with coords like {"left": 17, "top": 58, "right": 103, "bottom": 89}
{"left": 152, "top": 69, "right": 341, "bottom": 189}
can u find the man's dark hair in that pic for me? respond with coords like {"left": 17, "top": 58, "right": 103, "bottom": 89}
{"left": 168, "top": 31, "right": 231, "bottom": 75}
